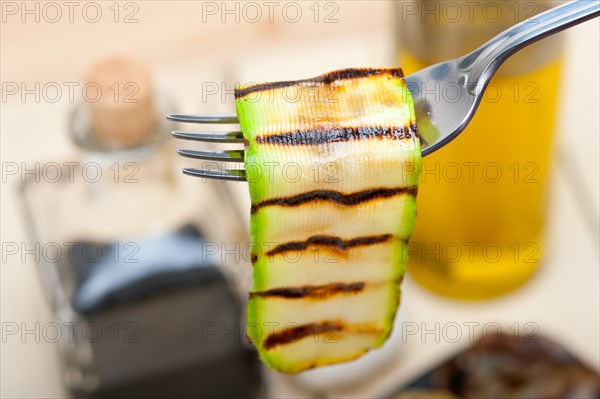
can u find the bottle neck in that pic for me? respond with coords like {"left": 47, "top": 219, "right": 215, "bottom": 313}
{"left": 66, "top": 94, "right": 187, "bottom": 240}
{"left": 395, "top": 0, "right": 565, "bottom": 76}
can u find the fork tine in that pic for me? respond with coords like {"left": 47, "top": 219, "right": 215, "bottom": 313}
{"left": 167, "top": 114, "right": 239, "bottom": 124}
{"left": 177, "top": 149, "right": 244, "bottom": 163}
{"left": 169, "top": 113, "right": 246, "bottom": 181}
{"left": 171, "top": 130, "right": 245, "bottom": 143}
{"left": 183, "top": 168, "right": 247, "bottom": 182}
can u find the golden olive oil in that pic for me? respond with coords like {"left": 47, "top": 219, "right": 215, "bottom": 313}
{"left": 401, "top": 50, "right": 563, "bottom": 300}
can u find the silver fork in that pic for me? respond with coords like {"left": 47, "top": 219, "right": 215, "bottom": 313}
{"left": 168, "top": 0, "right": 599, "bottom": 182}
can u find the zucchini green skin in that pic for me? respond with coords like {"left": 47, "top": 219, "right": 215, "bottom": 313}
{"left": 235, "top": 68, "right": 421, "bottom": 374}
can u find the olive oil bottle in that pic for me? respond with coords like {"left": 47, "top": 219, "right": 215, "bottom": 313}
{"left": 396, "top": 0, "right": 565, "bottom": 300}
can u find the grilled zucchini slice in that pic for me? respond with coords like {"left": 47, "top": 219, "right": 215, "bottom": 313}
{"left": 236, "top": 68, "right": 421, "bottom": 374}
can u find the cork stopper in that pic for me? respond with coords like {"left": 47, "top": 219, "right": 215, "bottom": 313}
{"left": 84, "top": 57, "right": 157, "bottom": 149}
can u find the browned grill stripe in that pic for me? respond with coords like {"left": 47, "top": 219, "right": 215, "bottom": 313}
{"left": 266, "top": 234, "right": 393, "bottom": 257}
{"left": 251, "top": 282, "right": 365, "bottom": 299}
{"left": 263, "top": 321, "right": 343, "bottom": 350}
{"left": 251, "top": 186, "right": 417, "bottom": 214}
{"left": 235, "top": 68, "right": 404, "bottom": 99}
{"left": 255, "top": 124, "right": 418, "bottom": 146}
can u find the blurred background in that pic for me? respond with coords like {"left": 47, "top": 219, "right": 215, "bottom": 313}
{"left": 1, "top": 1, "right": 599, "bottom": 398}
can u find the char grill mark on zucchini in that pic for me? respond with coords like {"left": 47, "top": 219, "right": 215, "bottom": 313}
{"left": 265, "top": 234, "right": 394, "bottom": 257}
{"left": 255, "top": 124, "right": 418, "bottom": 146}
{"left": 236, "top": 67, "right": 421, "bottom": 373}
{"left": 251, "top": 282, "right": 365, "bottom": 299}
{"left": 263, "top": 321, "right": 343, "bottom": 350}
{"left": 235, "top": 68, "right": 404, "bottom": 99}
{"left": 250, "top": 187, "right": 418, "bottom": 214}
{"left": 262, "top": 321, "right": 384, "bottom": 350}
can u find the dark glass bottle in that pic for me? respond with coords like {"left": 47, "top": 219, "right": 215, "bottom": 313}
{"left": 21, "top": 57, "right": 261, "bottom": 398}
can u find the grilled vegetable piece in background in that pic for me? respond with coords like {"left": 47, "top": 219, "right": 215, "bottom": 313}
{"left": 235, "top": 68, "right": 421, "bottom": 374}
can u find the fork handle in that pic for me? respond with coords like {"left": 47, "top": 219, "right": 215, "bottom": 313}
{"left": 461, "top": 0, "right": 600, "bottom": 94}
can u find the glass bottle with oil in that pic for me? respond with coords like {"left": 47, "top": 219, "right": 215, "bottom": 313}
{"left": 395, "top": 0, "right": 565, "bottom": 300}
